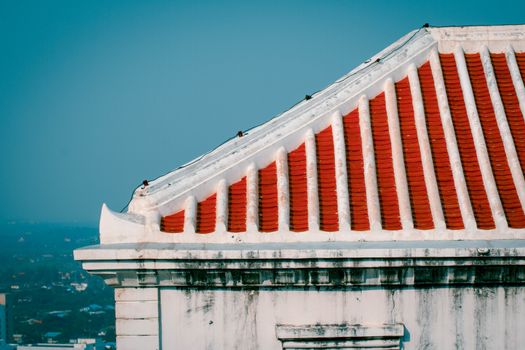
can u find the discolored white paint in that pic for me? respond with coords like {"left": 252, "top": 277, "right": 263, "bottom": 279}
{"left": 159, "top": 287, "right": 525, "bottom": 350}
{"left": 276, "top": 147, "right": 290, "bottom": 231}
{"left": 359, "top": 95, "right": 381, "bottom": 232}
{"left": 331, "top": 111, "right": 351, "bottom": 232}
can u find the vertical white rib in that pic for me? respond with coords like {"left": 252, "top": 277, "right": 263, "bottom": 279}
{"left": 407, "top": 64, "right": 446, "bottom": 230}
{"left": 359, "top": 95, "right": 381, "bottom": 231}
{"left": 384, "top": 78, "right": 413, "bottom": 230}
{"left": 505, "top": 46, "right": 525, "bottom": 120}
{"left": 183, "top": 195, "right": 197, "bottom": 233}
{"left": 144, "top": 210, "right": 161, "bottom": 234}
{"left": 480, "top": 46, "right": 525, "bottom": 211}
{"left": 246, "top": 163, "right": 259, "bottom": 232}
{"left": 454, "top": 45, "right": 507, "bottom": 230}
{"left": 331, "top": 110, "right": 351, "bottom": 232}
{"left": 305, "top": 129, "right": 319, "bottom": 231}
{"left": 276, "top": 147, "right": 290, "bottom": 231}
{"left": 429, "top": 48, "right": 476, "bottom": 230}
{"left": 215, "top": 179, "right": 228, "bottom": 232}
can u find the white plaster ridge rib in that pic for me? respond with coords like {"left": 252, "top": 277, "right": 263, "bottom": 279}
{"left": 305, "top": 129, "right": 319, "bottom": 231}
{"left": 331, "top": 110, "right": 351, "bottom": 232}
{"left": 183, "top": 195, "right": 197, "bottom": 234}
{"left": 480, "top": 46, "right": 525, "bottom": 210}
{"left": 276, "top": 147, "right": 290, "bottom": 231}
{"left": 505, "top": 46, "right": 525, "bottom": 120}
{"left": 454, "top": 45, "right": 508, "bottom": 230}
{"left": 408, "top": 64, "right": 446, "bottom": 230}
{"left": 384, "top": 78, "right": 412, "bottom": 230}
{"left": 246, "top": 163, "right": 259, "bottom": 233}
{"left": 216, "top": 179, "right": 228, "bottom": 232}
{"left": 359, "top": 95, "right": 381, "bottom": 231}
{"left": 429, "top": 48, "right": 476, "bottom": 231}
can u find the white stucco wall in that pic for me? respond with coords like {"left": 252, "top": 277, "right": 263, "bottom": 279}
{"left": 160, "top": 286, "right": 525, "bottom": 350}
{"left": 75, "top": 241, "right": 525, "bottom": 350}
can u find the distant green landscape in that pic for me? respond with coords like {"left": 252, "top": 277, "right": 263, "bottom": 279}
{"left": 0, "top": 222, "right": 115, "bottom": 344}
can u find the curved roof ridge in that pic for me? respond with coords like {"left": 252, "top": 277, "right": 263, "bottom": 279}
{"left": 129, "top": 27, "right": 432, "bottom": 214}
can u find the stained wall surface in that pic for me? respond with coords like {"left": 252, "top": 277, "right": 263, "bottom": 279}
{"left": 160, "top": 286, "right": 525, "bottom": 350}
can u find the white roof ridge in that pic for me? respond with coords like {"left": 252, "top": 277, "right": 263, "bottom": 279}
{"left": 125, "top": 24, "right": 525, "bottom": 217}
{"left": 149, "top": 29, "right": 424, "bottom": 187}
{"left": 129, "top": 28, "right": 428, "bottom": 211}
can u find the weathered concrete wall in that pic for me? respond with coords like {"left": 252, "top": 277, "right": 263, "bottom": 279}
{"left": 115, "top": 288, "right": 159, "bottom": 350}
{"left": 160, "top": 286, "right": 525, "bottom": 350}
{"left": 75, "top": 241, "right": 525, "bottom": 349}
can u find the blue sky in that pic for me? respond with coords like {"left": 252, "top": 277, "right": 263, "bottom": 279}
{"left": 1, "top": 0, "right": 524, "bottom": 224}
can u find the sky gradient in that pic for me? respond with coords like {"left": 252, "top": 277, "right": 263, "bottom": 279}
{"left": 1, "top": 0, "right": 524, "bottom": 224}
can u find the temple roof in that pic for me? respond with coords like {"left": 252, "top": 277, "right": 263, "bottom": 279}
{"left": 101, "top": 25, "right": 525, "bottom": 244}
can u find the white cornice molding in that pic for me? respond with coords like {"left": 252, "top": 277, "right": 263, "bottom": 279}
{"left": 75, "top": 240, "right": 525, "bottom": 288}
